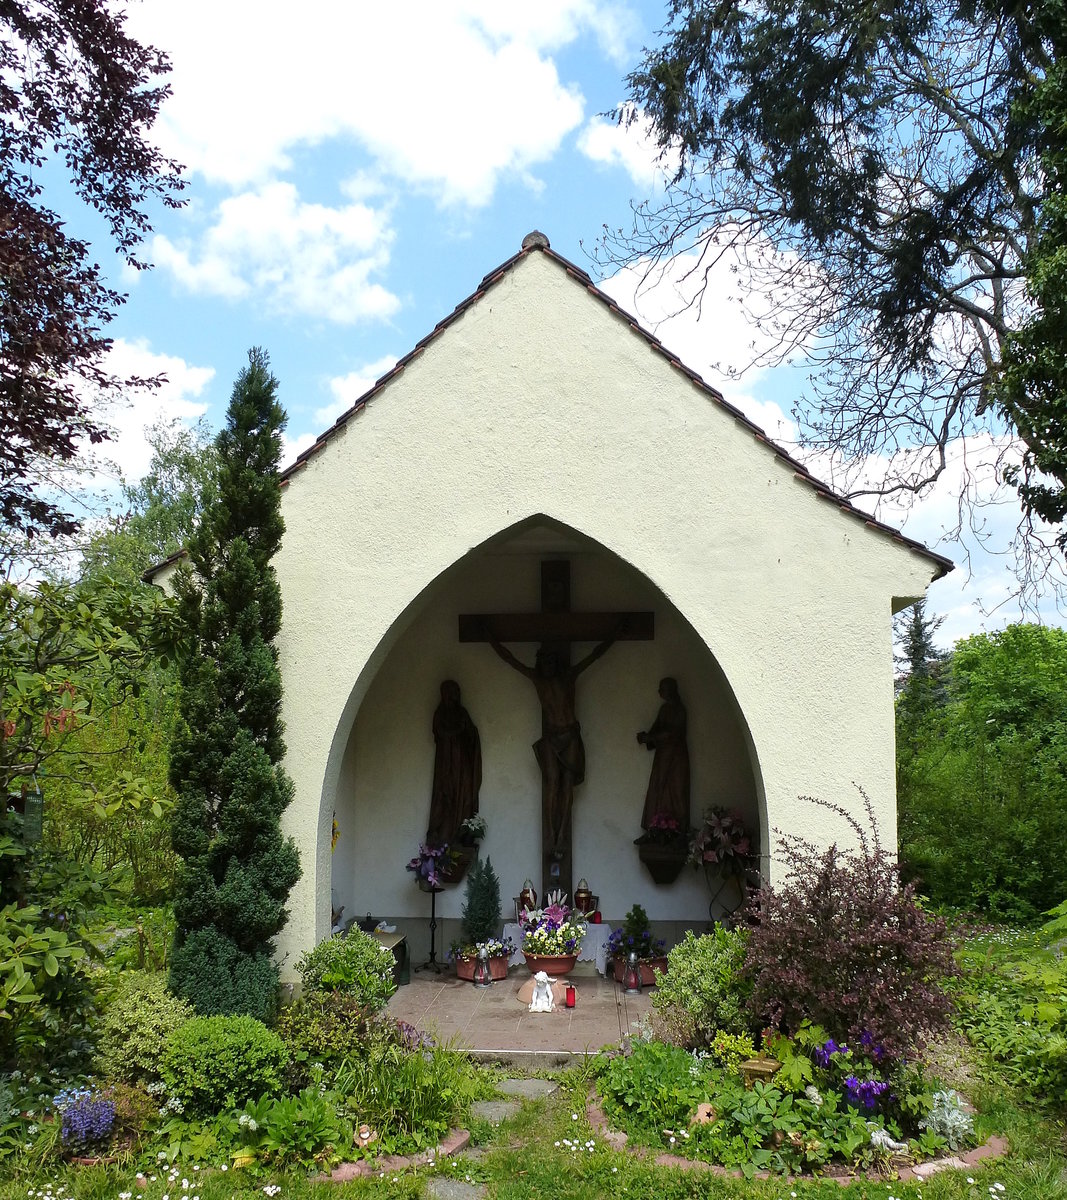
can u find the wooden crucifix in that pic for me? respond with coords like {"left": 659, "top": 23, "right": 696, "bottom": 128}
{"left": 459, "top": 561, "right": 654, "bottom": 901}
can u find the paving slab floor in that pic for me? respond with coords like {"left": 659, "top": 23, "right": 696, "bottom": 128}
{"left": 387, "top": 964, "right": 651, "bottom": 1056}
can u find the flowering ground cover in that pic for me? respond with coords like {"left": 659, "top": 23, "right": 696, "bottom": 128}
{"left": 1, "top": 801, "right": 1065, "bottom": 1196}
{"left": 0, "top": 1044, "right": 1058, "bottom": 1200}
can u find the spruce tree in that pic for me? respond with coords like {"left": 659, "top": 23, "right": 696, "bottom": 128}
{"left": 168, "top": 348, "right": 300, "bottom": 1020}
{"left": 894, "top": 600, "right": 947, "bottom": 735}
{"left": 461, "top": 857, "right": 501, "bottom": 946}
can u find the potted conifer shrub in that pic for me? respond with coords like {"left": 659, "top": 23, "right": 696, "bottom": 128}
{"left": 452, "top": 857, "right": 510, "bottom": 980}
{"left": 608, "top": 903, "right": 669, "bottom": 986}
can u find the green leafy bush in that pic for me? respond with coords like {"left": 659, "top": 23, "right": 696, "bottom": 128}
{"left": 235, "top": 1086, "right": 349, "bottom": 1164}
{"left": 95, "top": 971, "right": 194, "bottom": 1083}
{"left": 296, "top": 929, "right": 395, "bottom": 1009}
{"left": 107, "top": 907, "right": 176, "bottom": 972}
{"left": 650, "top": 927, "right": 751, "bottom": 1047}
{"left": 687, "top": 1078, "right": 872, "bottom": 1175}
{"left": 596, "top": 1040, "right": 874, "bottom": 1175}
{"left": 275, "top": 993, "right": 398, "bottom": 1088}
{"left": 0, "top": 900, "right": 96, "bottom": 1069}
{"left": 954, "top": 921, "right": 1067, "bottom": 1105}
{"left": 334, "top": 1042, "right": 474, "bottom": 1152}
{"left": 598, "top": 1040, "right": 708, "bottom": 1131}
{"left": 898, "top": 624, "right": 1067, "bottom": 920}
{"left": 706, "top": 1030, "right": 757, "bottom": 1074}
{"left": 168, "top": 926, "right": 280, "bottom": 1022}
{"left": 162, "top": 1015, "right": 288, "bottom": 1115}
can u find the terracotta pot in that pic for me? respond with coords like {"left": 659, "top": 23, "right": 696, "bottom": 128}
{"left": 455, "top": 954, "right": 509, "bottom": 981}
{"left": 637, "top": 841, "right": 688, "bottom": 885}
{"left": 523, "top": 952, "right": 578, "bottom": 975}
{"left": 611, "top": 956, "right": 669, "bottom": 986}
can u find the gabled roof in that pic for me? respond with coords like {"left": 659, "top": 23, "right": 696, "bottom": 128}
{"left": 277, "top": 232, "right": 952, "bottom": 580}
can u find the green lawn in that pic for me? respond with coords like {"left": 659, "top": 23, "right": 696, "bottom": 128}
{"left": 2, "top": 927, "right": 1064, "bottom": 1200}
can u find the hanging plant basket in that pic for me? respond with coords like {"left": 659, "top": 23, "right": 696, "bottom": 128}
{"left": 636, "top": 840, "right": 688, "bottom": 885}
{"left": 437, "top": 843, "right": 478, "bottom": 886}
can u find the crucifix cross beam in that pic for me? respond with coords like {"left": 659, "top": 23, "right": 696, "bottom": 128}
{"left": 459, "top": 560, "right": 654, "bottom": 900}
{"left": 458, "top": 609, "right": 654, "bottom": 643}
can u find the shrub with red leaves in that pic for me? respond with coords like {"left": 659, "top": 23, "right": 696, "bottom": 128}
{"left": 745, "top": 788, "right": 956, "bottom": 1063}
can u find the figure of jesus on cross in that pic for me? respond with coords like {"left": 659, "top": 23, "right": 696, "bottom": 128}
{"left": 487, "top": 636, "right": 616, "bottom": 856}
{"left": 460, "top": 560, "right": 654, "bottom": 898}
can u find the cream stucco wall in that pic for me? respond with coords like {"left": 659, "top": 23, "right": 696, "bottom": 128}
{"left": 272, "top": 248, "right": 941, "bottom": 979}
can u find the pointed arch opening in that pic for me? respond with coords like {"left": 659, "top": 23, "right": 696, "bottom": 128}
{"left": 320, "top": 515, "right": 767, "bottom": 959}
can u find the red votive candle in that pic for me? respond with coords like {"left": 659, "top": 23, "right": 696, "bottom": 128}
{"left": 565, "top": 985, "right": 576, "bottom": 1008}
{"left": 592, "top": 910, "right": 602, "bottom": 924}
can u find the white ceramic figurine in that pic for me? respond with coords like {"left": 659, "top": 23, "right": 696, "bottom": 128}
{"left": 528, "top": 970, "right": 556, "bottom": 1012}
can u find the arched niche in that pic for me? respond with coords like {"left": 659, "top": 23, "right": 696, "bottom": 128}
{"left": 324, "top": 517, "right": 765, "bottom": 956}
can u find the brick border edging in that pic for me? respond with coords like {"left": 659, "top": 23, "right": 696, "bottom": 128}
{"left": 317, "top": 1128, "right": 471, "bottom": 1182}
{"left": 586, "top": 1095, "right": 1009, "bottom": 1184}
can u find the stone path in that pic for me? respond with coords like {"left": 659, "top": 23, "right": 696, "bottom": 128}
{"left": 387, "top": 966, "right": 650, "bottom": 1057}
{"left": 320, "top": 1076, "right": 557, "bottom": 1191}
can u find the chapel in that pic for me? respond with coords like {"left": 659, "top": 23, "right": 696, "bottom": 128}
{"left": 157, "top": 232, "right": 952, "bottom": 975}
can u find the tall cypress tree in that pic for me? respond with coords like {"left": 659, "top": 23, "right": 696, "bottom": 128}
{"left": 168, "top": 348, "right": 300, "bottom": 1020}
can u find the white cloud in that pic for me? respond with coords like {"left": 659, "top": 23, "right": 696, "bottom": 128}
{"left": 601, "top": 239, "right": 798, "bottom": 396}
{"left": 472, "top": 0, "right": 637, "bottom": 63}
{"left": 126, "top": 2, "right": 628, "bottom": 204}
{"left": 315, "top": 357, "right": 400, "bottom": 428}
{"left": 92, "top": 339, "right": 215, "bottom": 483}
{"left": 281, "top": 431, "right": 317, "bottom": 472}
{"left": 151, "top": 183, "right": 399, "bottom": 323}
{"left": 578, "top": 107, "right": 680, "bottom": 188}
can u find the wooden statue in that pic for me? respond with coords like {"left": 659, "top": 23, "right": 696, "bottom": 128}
{"left": 637, "top": 677, "right": 690, "bottom": 832}
{"left": 425, "top": 679, "right": 481, "bottom": 846}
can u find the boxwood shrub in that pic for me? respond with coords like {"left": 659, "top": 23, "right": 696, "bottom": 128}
{"left": 650, "top": 927, "right": 752, "bottom": 1047}
{"left": 162, "top": 1014, "right": 288, "bottom": 1115}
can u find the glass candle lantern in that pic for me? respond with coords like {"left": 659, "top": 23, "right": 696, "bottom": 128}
{"left": 623, "top": 950, "right": 643, "bottom": 995}
{"left": 565, "top": 984, "right": 576, "bottom": 1008}
{"left": 472, "top": 946, "right": 492, "bottom": 989}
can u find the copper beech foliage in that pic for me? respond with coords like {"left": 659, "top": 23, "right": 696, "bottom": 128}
{"left": 0, "top": 0, "right": 184, "bottom": 539}
{"left": 745, "top": 789, "right": 956, "bottom": 1062}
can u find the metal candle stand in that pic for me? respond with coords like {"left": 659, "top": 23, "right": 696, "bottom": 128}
{"left": 416, "top": 884, "right": 444, "bottom": 974}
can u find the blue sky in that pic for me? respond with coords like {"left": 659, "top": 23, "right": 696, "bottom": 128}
{"left": 68, "top": 0, "right": 1063, "bottom": 645}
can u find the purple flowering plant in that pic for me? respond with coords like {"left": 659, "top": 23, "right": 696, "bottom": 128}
{"left": 520, "top": 893, "right": 586, "bottom": 956}
{"left": 607, "top": 903, "right": 666, "bottom": 961}
{"left": 54, "top": 1087, "right": 115, "bottom": 1149}
{"left": 406, "top": 842, "right": 459, "bottom": 889}
{"left": 809, "top": 1032, "right": 894, "bottom": 1113}
{"left": 844, "top": 1075, "right": 890, "bottom": 1109}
